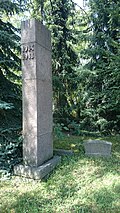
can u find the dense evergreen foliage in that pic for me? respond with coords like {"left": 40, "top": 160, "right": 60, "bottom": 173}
{"left": 0, "top": 0, "right": 120, "bottom": 174}
{"left": 0, "top": 0, "right": 23, "bottom": 130}
{"left": 0, "top": 0, "right": 24, "bottom": 172}
{"left": 31, "top": 0, "right": 79, "bottom": 124}
{"left": 80, "top": 0, "right": 120, "bottom": 133}
{"left": 1, "top": 0, "right": 119, "bottom": 134}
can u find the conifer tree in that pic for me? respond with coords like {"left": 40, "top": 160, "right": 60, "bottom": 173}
{"left": 30, "top": 0, "right": 79, "bottom": 123}
{"left": 0, "top": 0, "right": 23, "bottom": 129}
{"left": 83, "top": 0, "right": 120, "bottom": 133}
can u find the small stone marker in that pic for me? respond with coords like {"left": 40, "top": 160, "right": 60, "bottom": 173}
{"left": 14, "top": 19, "right": 61, "bottom": 179}
{"left": 84, "top": 140, "right": 112, "bottom": 157}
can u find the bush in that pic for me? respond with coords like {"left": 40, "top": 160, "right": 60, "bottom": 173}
{"left": 0, "top": 128, "right": 23, "bottom": 176}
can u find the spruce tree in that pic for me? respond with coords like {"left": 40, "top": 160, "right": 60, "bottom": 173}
{"left": 30, "top": 0, "right": 79, "bottom": 124}
{"left": 0, "top": 0, "right": 23, "bottom": 129}
{"left": 83, "top": 0, "right": 120, "bottom": 133}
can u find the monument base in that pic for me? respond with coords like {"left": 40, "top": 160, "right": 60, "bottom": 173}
{"left": 14, "top": 156, "right": 61, "bottom": 180}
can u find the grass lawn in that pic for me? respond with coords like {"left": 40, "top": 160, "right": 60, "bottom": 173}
{"left": 0, "top": 135, "right": 120, "bottom": 213}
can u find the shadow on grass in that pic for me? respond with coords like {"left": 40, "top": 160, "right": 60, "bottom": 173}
{"left": 1, "top": 160, "right": 120, "bottom": 213}
{"left": 1, "top": 193, "right": 54, "bottom": 213}
{"left": 70, "top": 183, "right": 120, "bottom": 213}
{"left": 0, "top": 135, "right": 119, "bottom": 213}
{"left": 54, "top": 151, "right": 119, "bottom": 181}
{"left": 93, "top": 187, "right": 120, "bottom": 211}
{"left": 1, "top": 185, "right": 120, "bottom": 213}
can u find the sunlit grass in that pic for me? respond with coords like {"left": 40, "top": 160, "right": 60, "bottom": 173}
{"left": 0, "top": 135, "right": 120, "bottom": 213}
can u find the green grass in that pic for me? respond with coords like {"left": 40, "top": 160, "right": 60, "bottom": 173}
{"left": 0, "top": 135, "right": 120, "bottom": 213}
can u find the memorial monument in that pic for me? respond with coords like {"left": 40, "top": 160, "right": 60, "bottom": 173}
{"left": 14, "top": 19, "right": 61, "bottom": 179}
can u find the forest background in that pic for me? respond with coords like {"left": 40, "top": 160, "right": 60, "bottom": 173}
{"left": 0, "top": 0, "right": 120, "bottom": 172}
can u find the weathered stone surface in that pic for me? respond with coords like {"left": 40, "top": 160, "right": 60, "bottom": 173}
{"left": 14, "top": 156, "right": 61, "bottom": 180}
{"left": 23, "top": 80, "right": 37, "bottom": 133}
{"left": 54, "top": 149, "right": 74, "bottom": 156}
{"left": 23, "top": 80, "right": 52, "bottom": 135}
{"left": 37, "top": 132, "right": 53, "bottom": 166}
{"left": 21, "top": 19, "right": 51, "bottom": 51}
{"left": 22, "top": 19, "right": 53, "bottom": 167}
{"left": 84, "top": 140, "right": 112, "bottom": 157}
{"left": 37, "top": 80, "right": 53, "bottom": 134}
{"left": 36, "top": 45, "right": 52, "bottom": 81}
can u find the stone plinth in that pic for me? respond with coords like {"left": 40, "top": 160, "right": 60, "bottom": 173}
{"left": 84, "top": 140, "right": 112, "bottom": 157}
{"left": 14, "top": 156, "right": 61, "bottom": 180}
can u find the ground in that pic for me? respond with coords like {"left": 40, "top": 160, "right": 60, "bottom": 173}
{"left": 0, "top": 135, "right": 120, "bottom": 213}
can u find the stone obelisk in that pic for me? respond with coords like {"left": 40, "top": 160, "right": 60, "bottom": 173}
{"left": 14, "top": 19, "right": 61, "bottom": 179}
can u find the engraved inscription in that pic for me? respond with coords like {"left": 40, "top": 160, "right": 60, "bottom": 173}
{"left": 22, "top": 44, "right": 35, "bottom": 60}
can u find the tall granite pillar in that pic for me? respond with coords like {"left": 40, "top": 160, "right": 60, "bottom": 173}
{"left": 14, "top": 19, "right": 61, "bottom": 179}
